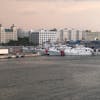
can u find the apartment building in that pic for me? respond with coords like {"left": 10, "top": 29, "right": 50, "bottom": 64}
{"left": 0, "top": 24, "right": 18, "bottom": 43}
{"left": 29, "top": 29, "right": 57, "bottom": 45}
{"left": 57, "top": 28, "right": 83, "bottom": 42}
{"left": 82, "top": 30, "right": 100, "bottom": 41}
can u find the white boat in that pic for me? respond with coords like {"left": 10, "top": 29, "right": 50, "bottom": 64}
{"left": 36, "top": 48, "right": 47, "bottom": 55}
{"left": 38, "top": 43, "right": 94, "bottom": 56}
{"left": 64, "top": 45, "right": 93, "bottom": 56}
{"left": 48, "top": 47, "right": 61, "bottom": 56}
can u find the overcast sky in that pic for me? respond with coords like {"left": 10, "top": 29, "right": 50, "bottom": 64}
{"left": 0, "top": 0, "right": 100, "bottom": 30}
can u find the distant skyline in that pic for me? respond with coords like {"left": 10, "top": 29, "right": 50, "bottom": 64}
{"left": 0, "top": 0, "right": 100, "bottom": 31}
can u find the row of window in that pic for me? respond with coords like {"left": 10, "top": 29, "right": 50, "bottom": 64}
{"left": 40, "top": 36, "right": 56, "bottom": 38}
{"left": 39, "top": 33, "right": 56, "bottom": 34}
{"left": 39, "top": 36, "right": 56, "bottom": 37}
{"left": 39, "top": 37, "right": 56, "bottom": 38}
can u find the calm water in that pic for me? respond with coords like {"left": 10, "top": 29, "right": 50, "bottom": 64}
{"left": 0, "top": 56, "right": 100, "bottom": 100}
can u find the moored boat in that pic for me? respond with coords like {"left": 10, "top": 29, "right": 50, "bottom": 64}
{"left": 64, "top": 45, "right": 93, "bottom": 56}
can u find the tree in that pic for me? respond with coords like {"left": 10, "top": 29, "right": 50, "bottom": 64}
{"left": 4, "top": 37, "right": 34, "bottom": 46}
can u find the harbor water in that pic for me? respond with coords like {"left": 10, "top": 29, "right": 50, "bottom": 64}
{"left": 0, "top": 56, "right": 100, "bottom": 100}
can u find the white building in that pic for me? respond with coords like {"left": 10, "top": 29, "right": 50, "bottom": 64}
{"left": 29, "top": 29, "right": 57, "bottom": 45}
{"left": 56, "top": 29, "right": 64, "bottom": 42}
{"left": 57, "top": 28, "right": 83, "bottom": 42}
{"left": 82, "top": 30, "right": 100, "bottom": 41}
{"left": 0, "top": 24, "right": 18, "bottom": 43}
{"left": 39, "top": 29, "right": 57, "bottom": 44}
{"left": 71, "top": 29, "right": 83, "bottom": 41}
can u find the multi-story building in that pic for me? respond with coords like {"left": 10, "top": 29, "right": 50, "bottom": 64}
{"left": 0, "top": 24, "right": 18, "bottom": 43}
{"left": 57, "top": 28, "right": 83, "bottom": 42}
{"left": 29, "top": 31, "right": 39, "bottom": 45}
{"left": 82, "top": 30, "right": 100, "bottom": 41}
{"left": 97, "top": 32, "right": 100, "bottom": 40}
{"left": 17, "top": 28, "right": 30, "bottom": 38}
{"left": 29, "top": 29, "right": 57, "bottom": 45}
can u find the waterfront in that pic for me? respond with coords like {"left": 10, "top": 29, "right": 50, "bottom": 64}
{"left": 0, "top": 56, "right": 100, "bottom": 100}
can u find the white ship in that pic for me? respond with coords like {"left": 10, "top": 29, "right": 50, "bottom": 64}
{"left": 64, "top": 46, "right": 93, "bottom": 56}
{"left": 48, "top": 47, "right": 61, "bottom": 56}
{"left": 47, "top": 45, "right": 94, "bottom": 56}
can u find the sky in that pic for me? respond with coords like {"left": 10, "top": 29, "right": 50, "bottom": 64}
{"left": 0, "top": 0, "right": 100, "bottom": 30}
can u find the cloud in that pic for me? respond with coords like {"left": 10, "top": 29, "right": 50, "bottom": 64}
{"left": 17, "top": 0, "right": 100, "bottom": 16}
{"left": 16, "top": 0, "right": 100, "bottom": 2}
{"left": 21, "top": 10, "right": 38, "bottom": 15}
{"left": 1, "top": 0, "right": 100, "bottom": 30}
